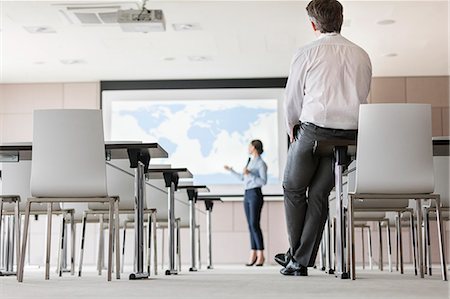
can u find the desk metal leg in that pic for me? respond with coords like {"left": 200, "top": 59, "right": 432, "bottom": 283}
{"left": 189, "top": 200, "right": 197, "bottom": 272}
{"left": 129, "top": 161, "right": 149, "bottom": 280}
{"left": 166, "top": 182, "right": 178, "bottom": 275}
{"left": 206, "top": 210, "right": 213, "bottom": 270}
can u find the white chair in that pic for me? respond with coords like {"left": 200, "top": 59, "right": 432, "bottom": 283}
{"left": 0, "top": 195, "right": 20, "bottom": 276}
{"left": 2, "top": 160, "right": 74, "bottom": 275}
{"left": 348, "top": 104, "right": 447, "bottom": 281}
{"left": 345, "top": 162, "right": 409, "bottom": 273}
{"left": 423, "top": 156, "right": 449, "bottom": 276}
{"left": 18, "top": 109, "right": 120, "bottom": 282}
{"left": 77, "top": 160, "right": 157, "bottom": 277}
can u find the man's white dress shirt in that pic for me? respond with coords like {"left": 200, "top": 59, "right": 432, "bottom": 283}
{"left": 284, "top": 32, "right": 372, "bottom": 134}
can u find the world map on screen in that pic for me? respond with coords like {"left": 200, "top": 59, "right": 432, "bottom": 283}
{"left": 110, "top": 99, "right": 279, "bottom": 185}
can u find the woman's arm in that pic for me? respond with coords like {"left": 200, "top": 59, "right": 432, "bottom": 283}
{"left": 225, "top": 165, "right": 244, "bottom": 181}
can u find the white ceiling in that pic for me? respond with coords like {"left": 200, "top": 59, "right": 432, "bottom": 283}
{"left": 0, "top": 0, "right": 449, "bottom": 83}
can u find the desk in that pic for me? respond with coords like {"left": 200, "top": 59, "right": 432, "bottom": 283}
{"left": 196, "top": 196, "right": 222, "bottom": 269}
{"left": 147, "top": 168, "right": 193, "bottom": 275}
{"left": 178, "top": 185, "right": 210, "bottom": 272}
{"left": 0, "top": 142, "right": 168, "bottom": 280}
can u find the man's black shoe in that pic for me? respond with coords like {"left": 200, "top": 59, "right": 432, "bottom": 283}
{"left": 274, "top": 250, "right": 291, "bottom": 268}
{"left": 280, "top": 260, "right": 308, "bottom": 276}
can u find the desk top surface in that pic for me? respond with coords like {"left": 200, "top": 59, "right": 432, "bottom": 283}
{"left": 0, "top": 142, "right": 168, "bottom": 160}
{"left": 315, "top": 138, "right": 449, "bottom": 156}
{"left": 146, "top": 168, "right": 193, "bottom": 179}
{"left": 177, "top": 185, "right": 210, "bottom": 192}
{"left": 196, "top": 196, "right": 223, "bottom": 202}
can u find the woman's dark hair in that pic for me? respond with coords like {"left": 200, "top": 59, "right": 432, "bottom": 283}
{"left": 251, "top": 140, "right": 264, "bottom": 155}
{"left": 306, "top": 0, "right": 343, "bottom": 33}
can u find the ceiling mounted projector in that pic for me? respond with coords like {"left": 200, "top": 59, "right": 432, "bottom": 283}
{"left": 118, "top": 9, "right": 165, "bottom": 33}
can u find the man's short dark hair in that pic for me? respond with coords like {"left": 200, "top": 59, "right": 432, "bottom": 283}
{"left": 306, "top": 0, "right": 343, "bottom": 33}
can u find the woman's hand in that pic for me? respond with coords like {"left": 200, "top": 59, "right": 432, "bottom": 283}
{"left": 224, "top": 165, "right": 232, "bottom": 171}
{"left": 243, "top": 167, "right": 250, "bottom": 175}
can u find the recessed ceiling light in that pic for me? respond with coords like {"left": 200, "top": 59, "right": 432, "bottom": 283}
{"left": 60, "top": 59, "right": 86, "bottom": 65}
{"left": 24, "top": 26, "right": 56, "bottom": 34}
{"left": 188, "top": 55, "right": 212, "bottom": 62}
{"left": 377, "top": 19, "right": 396, "bottom": 25}
{"left": 383, "top": 53, "right": 398, "bottom": 57}
{"left": 173, "top": 23, "right": 201, "bottom": 31}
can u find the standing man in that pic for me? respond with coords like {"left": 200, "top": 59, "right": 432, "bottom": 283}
{"left": 279, "top": 0, "right": 372, "bottom": 276}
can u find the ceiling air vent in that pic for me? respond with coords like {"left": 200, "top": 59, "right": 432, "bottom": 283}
{"left": 52, "top": 2, "right": 140, "bottom": 25}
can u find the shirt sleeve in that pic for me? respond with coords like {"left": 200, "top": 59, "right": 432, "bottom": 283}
{"left": 230, "top": 168, "right": 244, "bottom": 181}
{"left": 248, "top": 161, "right": 268, "bottom": 186}
{"left": 284, "top": 50, "right": 309, "bottom": 136}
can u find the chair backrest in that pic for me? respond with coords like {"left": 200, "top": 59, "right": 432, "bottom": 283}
{"left": 31, "top": 109, "right": 108, "bottom": 198}
{"left": 354, "top": 104, "right": 434, "bottom": 194}
{"left": 433, "top": 156, "right": 449, "bottom": 208}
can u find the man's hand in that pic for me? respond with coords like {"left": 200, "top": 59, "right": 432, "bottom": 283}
{"left": 243, "top": 168, "right": 250, "bottom": 175}
{"left": 290, "top": 123, "right": 301, "bottom": 143}
{"left": 224, "top": 165, "right": 232, "bottom": 171}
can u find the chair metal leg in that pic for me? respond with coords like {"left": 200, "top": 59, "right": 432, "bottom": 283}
{"left": 152, "top": 212, "right": 157, "bottom": 275}
{"left": 18, "top": 201, "right": 31, "bottom": 282}
{"left": 319, "top": 239, "right": 325, "bottom": 271}
{"left": 57, "top": 214, "right": 65, "bottom": 277}
{"left": 361, "top": 226, "right": 365, "bottom": 270}
{"left": 368, "top": 226, "right": 373, "bottom": 270}
{"left": 424, "top": 208, "right": 432, "bottom": 276}
{"left": 197, "top": 226, "right": 201, "bottom": 270}
{"left": 121, "top": 221, "right": 127, "bottom": 274}
{"left": 97, "top": 214, "right": 104, "bottom": 276}
{"left": 114, "top": 200, "right": 120, "bottom": 279}
{"left": 0, "top": 199, "right": 3, "bottom": 271}
{"left": 70, "top": 211, "right": 75, "bottom": 276}
{"left": 45, "top": 203, "right": 53, "bottom": 280}
{"left": 147, "top": 213, "right": 152, "bottom": 275}
{"left": 176, "top": 219, "right": 181, "bottom": 273}
{"left": 415, "top": 199, "right": 425, "bottom": 278}
{"left": 397, "top": 212, "right": 404, "bottom": 274}
{"left": 78, "top": 212, "right": 87, "bottom": 277}
{"left": 107, "top": 201, "right": 114, "bottom": 281}
{"left": 422, "top": 207, "right": 429, "bottom": 275}
{"left": 378, "top": 221, "right": 383, "bottom": 271}
{"left": 395, "top": 216, "right": 399, "bottom": 272}
{"left": 348, "top": 195, "right": 355, "bottom": 280}
{"left": 14, "top": 199, "right": 20, "bottom": 274}
{"left": 434, "top": 196, "right": 448, "bottom": 281}
{"left": 386, "top": 221, "right": 392, "bottom": 272}
{"left": 161, "top": 228, "right": 165, "bottom": 271}
{"left": 409, "top": 211, "right": 418, "bottom": 276}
